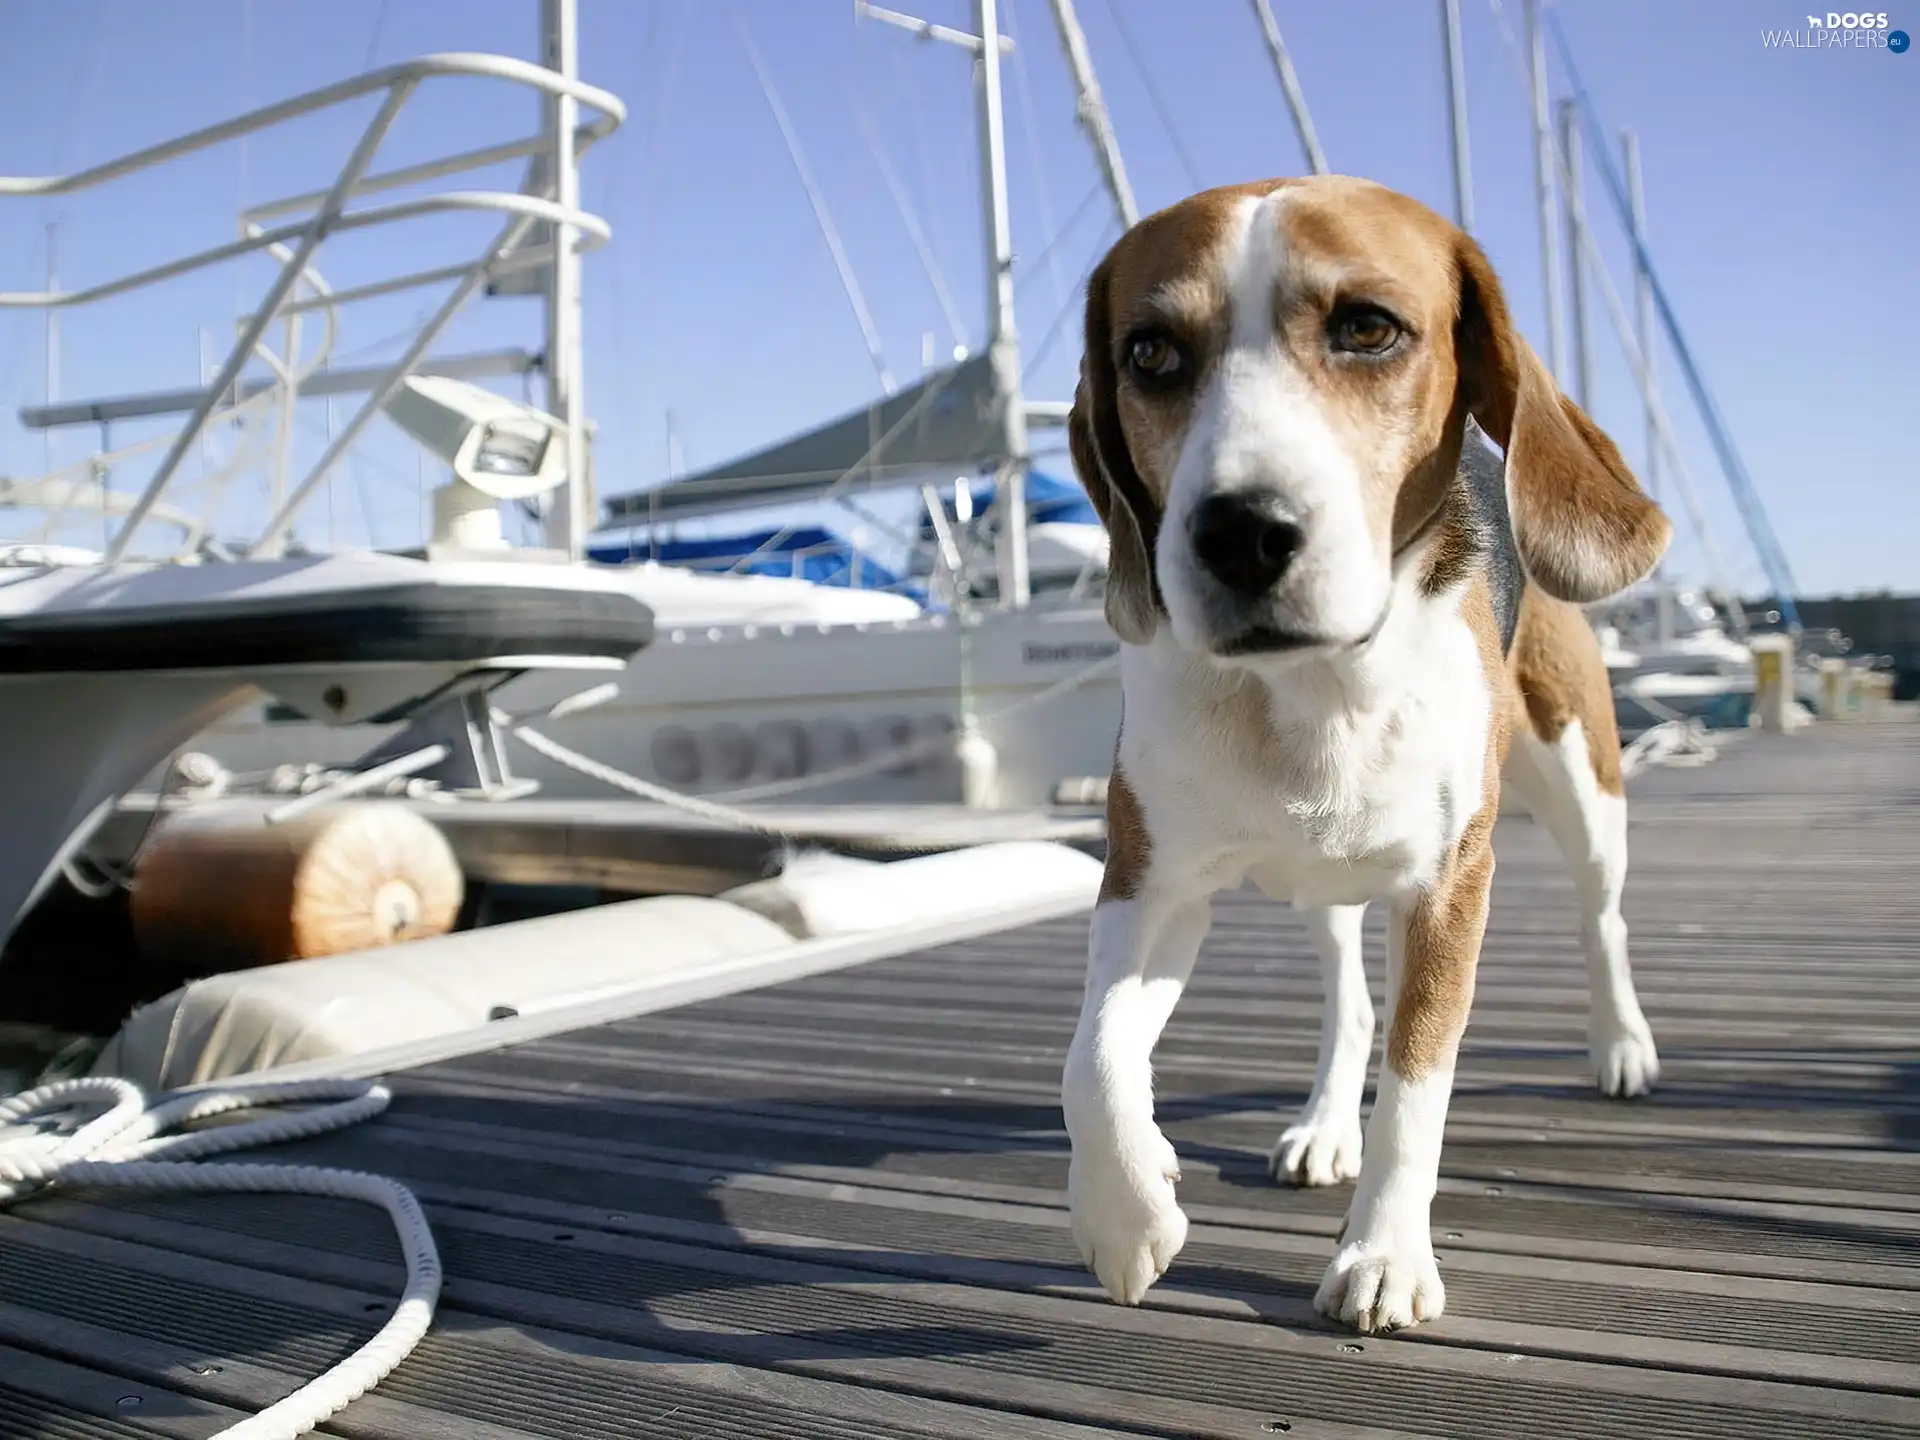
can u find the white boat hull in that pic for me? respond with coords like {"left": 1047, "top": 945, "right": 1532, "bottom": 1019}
{"left": 199, "top": 602, "right": 1128, "bottom": 812}
{"left": 0, "top": 551, "right": 654, "bottom": 944}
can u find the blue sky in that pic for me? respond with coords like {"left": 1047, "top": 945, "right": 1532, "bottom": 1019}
{"left": 0, "top": 0, "right": 1913, "bottom": 595}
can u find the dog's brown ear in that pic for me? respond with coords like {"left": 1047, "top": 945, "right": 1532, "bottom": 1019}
{"left": 1070, "top": 258, "right": 1162, "bottom": 645}
{"left": 1455, "top": 235, "right": 1670, "bottom": 603}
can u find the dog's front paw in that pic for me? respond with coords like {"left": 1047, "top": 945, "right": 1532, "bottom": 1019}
{"left": 1268, "top": 1107, "right": 1363, "bottom": 1187}
{"left": 1068, "top": 1132, "right": 1188, "bottom": 1306}
{"left": 1590, "top": 1014, "right": 1660, "bottom": 1098}
{"left": 1314, "top": 1230, "right": 1444, "bottom": 1333}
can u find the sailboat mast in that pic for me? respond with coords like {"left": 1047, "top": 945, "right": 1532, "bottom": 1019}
{"left": 540, "top": 0, "right": 589, "bottom": 560}
{"left": 852, "top": 0, "right": 1054, "bottom": 607}
{"left": 1621, "top": 129, "right": 1660, "bottom": 516}
{"left": 1440, "top": 0, "right": 1473, "bottom": 230}
{"left": 1557, "top": 98, "right": 1594, "bottom": 411}
{"left": 1046, "top": 0, "right": 1139, "bottom": 227}
{"left": 974, "top": 0, "right": 1031, "bottom": 609}
{"left": 43, "top": 218, "right": 58, "bottom": 478}
{"left": 1620, "top": 125, "right": 1673, "bottom": 637}
{"left": 1523, "top": 0, "right": 1568, "bottom": 383}
{"left": 1249, "top": 0, "right": 1328, "bottom": 175}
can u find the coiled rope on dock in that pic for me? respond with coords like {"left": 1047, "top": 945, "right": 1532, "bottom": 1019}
{"left": 0, "top": 1076, "right": 437, "bottom": 1439}
{"left": 1614, "top": 682, "right": 1732, "bottom": 779}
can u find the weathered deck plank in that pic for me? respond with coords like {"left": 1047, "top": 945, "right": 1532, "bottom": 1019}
{"left": 5, "top": 720, "right": 1918, "bottom": 1438}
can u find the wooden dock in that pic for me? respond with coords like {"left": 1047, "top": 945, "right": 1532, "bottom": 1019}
{"left": 3, "top": 718, "right": 1917, "bottom": 1438}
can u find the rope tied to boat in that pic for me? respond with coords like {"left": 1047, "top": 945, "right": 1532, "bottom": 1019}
{"left": 0, "top": 1075, "right": 438, "bottom": 1439}
{"left": 496, "top": 649, "right": 1124, "bottom": 828}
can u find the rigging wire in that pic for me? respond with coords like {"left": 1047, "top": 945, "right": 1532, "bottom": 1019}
{"left": 733, "top": 6, "right": 897, "bottom": 396}
{"left": 623, "top": 0, "right": 695, "bottom": 456}
{"left": 850, "top": 98, "right": 971, "bottom": 353}
{"left": 1002, "top": 0, "right": 1071, "bottom": 312}
{"left": 1247, "top": 0, "right": 1330, "bottom": 175}
{"left": 1483, "top": 0, "right": 1746, "bottom": 604}
{"left": 1014, "top": 179, "right": 1106, "bottom": 303}
{"left": 1541, "top": 3, "right": 1799, "bottom": 616}
{"left": 647, "top": 243, "right": 824, "bottom": 444}
{"left": 361, "top": 0, "right": 391, "bottom": 70}
{"left": 1095, "top": 0, "right": 1203, "bottom": 190}
{"left": 1023, "top": 220, "right": 1119, "bottom": 375}
{"left": 886, "top": 42, "right": 948, "bottom": 282}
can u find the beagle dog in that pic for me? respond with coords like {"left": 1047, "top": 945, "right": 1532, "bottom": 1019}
{"left": 1061, "top": 177, "right": 1670, "bottom": 1335}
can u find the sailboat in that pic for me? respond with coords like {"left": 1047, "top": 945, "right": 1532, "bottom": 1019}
{"left": 182, "top": 0, "right": 1136, "bottom": 812}
{"left": 455, "top": 0, "right": 1816, "bottom": 801}
{"left": 12, "top": 0, "right": 1821, "bottom": 845}
{"left": 0, "top": 28, "right": 673, "bottom": 947}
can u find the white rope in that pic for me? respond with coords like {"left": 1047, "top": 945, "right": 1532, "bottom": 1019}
{"left": 0, "top": 1076, "right": 438, "bottom": 1440}
{"left": 500, "top": 716, "right": 797, "bottom": 835}
{"left": 104, "top": 647, "right": 1123, "bottom": 853}
{"left": 498, "top": 715, "right": 958, "bottom": 852}
{"left": 712, "top": 650, "right": 1122, "bottom": 802}
{"left": 1619, "top": 715, "right": 1722, "bottom": 778}
{"left": 495, "top": 650, "right": 1123, "bottom": 824}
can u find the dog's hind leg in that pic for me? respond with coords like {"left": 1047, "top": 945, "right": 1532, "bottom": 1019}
{"left": 1506, "top": 592, "right": 1660, "bottom": 1099}
{"left": 1504, "top": 717, "right": 1660, "bottom": 1098}
{"left": 1270, "top": 903, "right": 1371, "bottom": 1187}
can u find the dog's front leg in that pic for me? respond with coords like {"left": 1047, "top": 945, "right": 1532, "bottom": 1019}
{"left": 1063, "top": 879, "right": 1211, "bottom": 1306}
{"left": 1314, "top": 828, "right": 1492, "bottom": 1333}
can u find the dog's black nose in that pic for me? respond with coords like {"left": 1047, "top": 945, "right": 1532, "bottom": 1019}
{"left": 1190, "top": 492, "right": 1304, "bottom": 597}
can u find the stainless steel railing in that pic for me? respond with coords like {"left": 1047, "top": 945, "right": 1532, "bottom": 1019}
{"left": 1, "top": 52, "right": 625, "bottom": 560}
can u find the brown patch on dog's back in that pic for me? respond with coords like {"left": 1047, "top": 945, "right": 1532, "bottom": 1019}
{"left": 1509, "top": 589, "right": 1624, "bottom": 794}
{"left": 1101, "top": 762, "right": 1152, "bottom": 903}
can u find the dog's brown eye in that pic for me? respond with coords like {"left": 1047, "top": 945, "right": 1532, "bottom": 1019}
{"left": 1330, "top": 306, "right": 1403, "bottom": 356}
{"left": 1126, "top": 333, "right": 1183, "bottom": 383}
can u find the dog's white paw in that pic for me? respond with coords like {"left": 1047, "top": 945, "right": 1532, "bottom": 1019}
{"left": 1068, "top": 1131, "right": 1188, "bottom": 1306}
{"left": 1314, "top": 1230, "right": 1445, "bottom": 1333}
{"left": 1590, "top": 1015, "right": 1660, "bottom": 1098}
{"left": 1268, "top": 1107, "right": 1364, "bottom": 1188}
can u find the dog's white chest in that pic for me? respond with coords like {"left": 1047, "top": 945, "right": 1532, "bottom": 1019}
{"left": 1123, "top": 610, "right": 1490, "bottom": 908}
{"left": 1251, "top": 701, "right": 1479, "bottom": 905}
